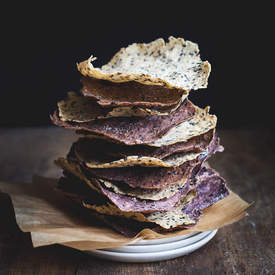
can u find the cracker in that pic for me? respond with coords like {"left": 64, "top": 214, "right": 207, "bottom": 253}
{"left": 80, "top": 77, "right": 186, "bottom": 109}
{"left": 73, "top": 129, "right": 214, "bottom": 163}
{"left": 77, "top": 36, "right": 210, "bottom": 90}
{"left": 58, "top": 92, "right": 174, "bottom": 123}
{"left": 76, "top": 147, "right": 202, "bottom": 168}
{"left": 82, "top": 167, "right": 229, "bottom": 229}
{"left": 51, "top": 98, "right": 196, "bottom": 145}
{"left": 149, "top": 106, "right": 217, "bottom": 147}
{"left": 67, "top": 134, "right": 221, "bottom": 190}
{"left": 75, "top": 105, "right": 216, "bottom": 147}
{"left": 56, "top": 159, "right": 195, "bottom": 213}
{"left": 80, "top": 159, "right": 198, "bottom": 190}
{"left": 54, "top": 158, "right": 99, "bottom": 193}
{"left": 83, "top": 194, "right": 196, "bottom": 229}
{"left": 95, "top": 179, "right": 190, "bottom": 213}
{"left": 56, "top": 157, "right": 192, "bottom": 200}
{"left": 98, "top": 177, "right": 188, "bottom": 201}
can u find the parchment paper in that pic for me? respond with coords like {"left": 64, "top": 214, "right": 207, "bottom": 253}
{"left": 0, "top": 175, "right": 250, "bottom": 250}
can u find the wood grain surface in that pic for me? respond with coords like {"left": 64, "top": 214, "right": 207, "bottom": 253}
{"left": 0, "top": 127, "right": 274, "bottom": 275}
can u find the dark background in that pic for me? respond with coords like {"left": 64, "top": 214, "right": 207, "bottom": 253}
{"left": 0, "top": 4, "right": 273, "bottom": 129}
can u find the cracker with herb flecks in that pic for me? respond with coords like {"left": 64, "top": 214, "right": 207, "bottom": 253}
{"left": 58, "top": 92, "right": 176, "bottom": 123}
{"left": 51, "top": 99, "right": 196, "bottom": 145}
{"left": 77, "top": 36, "right": 210, "bottom": 91}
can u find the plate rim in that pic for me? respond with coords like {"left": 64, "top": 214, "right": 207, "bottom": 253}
{"left": 85, "top": 229, "right": 218, "bottom": 262}
{"left": 128, "top": 231, "right": 199, "bottom": 246}
{"left": 102, "top": 231, "right": 212, "bottom": 253}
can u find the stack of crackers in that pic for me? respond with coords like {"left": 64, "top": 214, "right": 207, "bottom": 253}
{"left": 51, "top": 37, "right": 229, "bottom": 237}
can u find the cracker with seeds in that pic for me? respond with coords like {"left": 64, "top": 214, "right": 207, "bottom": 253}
{"left": 77, "top": 36, "right": 211, "bottom": 90}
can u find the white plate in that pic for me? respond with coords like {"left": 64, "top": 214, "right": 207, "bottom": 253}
{"left": 129, "top": 232, "right": 198, "bottom": 246}
{"left": 86, "top": 229, "right": 217, "bottom": 263}
{"left": 103, "top": 231, "right": 211, "bottom": 253}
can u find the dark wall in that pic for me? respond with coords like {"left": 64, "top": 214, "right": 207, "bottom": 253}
{"left": 0, "top": 4, "right": 272, "bottom": 128}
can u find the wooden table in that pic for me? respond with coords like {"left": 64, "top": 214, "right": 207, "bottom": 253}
{"left": 0, "top": 127, "right": 274, "bottom": 274}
